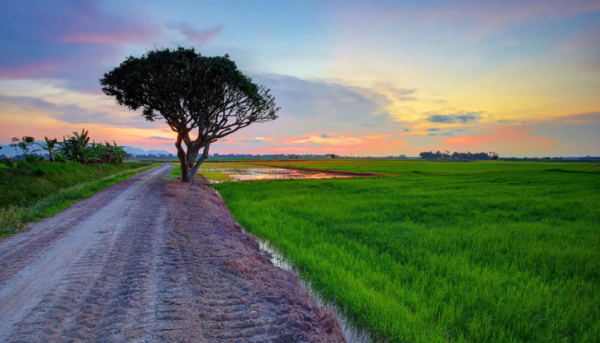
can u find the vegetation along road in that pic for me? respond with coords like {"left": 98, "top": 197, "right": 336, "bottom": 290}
{"left": 0, "top": 164, "right": 344, "bottom": 342}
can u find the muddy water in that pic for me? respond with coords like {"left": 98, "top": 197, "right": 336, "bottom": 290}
{"left": 204, "top": 167, "right": 355, "bottom": 183}
{"left": 256, "top": 236, "right": 372, "bottom": 343}
{"left": 238, "top": 226, "right": 372, "bottom": 343}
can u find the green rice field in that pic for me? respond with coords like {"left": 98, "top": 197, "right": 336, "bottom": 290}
{"left": 212, "top": 160, "right": 600, "bottom": 342}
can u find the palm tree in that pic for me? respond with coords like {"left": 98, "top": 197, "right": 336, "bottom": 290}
{"left": 37, "top": 136, "right": 58, "bottom": 162}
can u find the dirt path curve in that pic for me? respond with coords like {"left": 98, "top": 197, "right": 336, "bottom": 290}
{"left": 0, "top": 164, "right": 345, "bottom": 342}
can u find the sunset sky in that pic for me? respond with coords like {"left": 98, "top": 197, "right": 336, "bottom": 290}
{"left": 1, "top": 0, "right": 599, "bottom": 157}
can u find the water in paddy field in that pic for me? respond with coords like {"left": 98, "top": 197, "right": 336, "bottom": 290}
{"left": 204, "top": 167, "right": 355, "bottom": 183}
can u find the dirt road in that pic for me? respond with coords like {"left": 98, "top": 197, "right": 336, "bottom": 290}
{"left": 0, "top": 164, "right": 344, "bottom": 342}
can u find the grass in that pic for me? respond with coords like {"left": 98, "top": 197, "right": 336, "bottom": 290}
{"left": 0, "top": 162, "right": 157, "bottom": 237}
{"left": 0, "top": 161, "right": 153, "bottom": 208}
{"left": 168, "top": 162, "right": 247, "bottom": 182}
{"left": 254, "top": 159, "right": 600, "bottom": 176}
{"left": 200, "top": 170, "right": 232, "bottom": 182}
{"left": 213, "top": 162, "right": 600, "bottom": 342}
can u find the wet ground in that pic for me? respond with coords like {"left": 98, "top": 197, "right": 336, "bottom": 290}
{"left": 204, "top": 167, "right": 355, "bottom": 183}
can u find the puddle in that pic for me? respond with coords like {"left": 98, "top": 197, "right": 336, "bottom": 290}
{"left": 203, "top": 167, "right": 355, "bottom": 183}
{"left": 211, "top": 188, "right": 371, "bottom": 342}
{"left": 243, "top": 229, "right": 372, "bottom": 343}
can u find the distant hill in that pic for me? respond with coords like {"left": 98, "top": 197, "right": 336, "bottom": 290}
{"left": 0, "top": 144, "right": 18, "bottom": 157}
{"left": 122, "top": 146, "right": 173, "bottom": 156}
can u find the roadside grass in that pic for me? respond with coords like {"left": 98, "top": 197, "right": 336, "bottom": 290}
{"left": 256, "top": 159, "right": 600, "bottom": 176}
{"left": 168, "top": 164, "right": 181, "bottom": 179}
{"left": 214, "top": 169, "right": 600, "bottom": 342}
{"left": 0, "top": 161, "right": 152, "bottom": 208}
{"left": 200, "top": 170, "right": 232, "bottom": 182}
{"left": 168, "top": 163, "right": 236, "bottom": 182}
{"left": 0, "top": 163, "right": 157, "bottom": 238}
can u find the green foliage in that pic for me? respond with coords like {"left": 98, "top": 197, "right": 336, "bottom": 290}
{"left": 0, "top": 162, "right": 149, "bottom": 209}
{"left": 419, "top": 151, "right": 496, "bottom": 160}
{"left": 214, "top": 164, "right": 600, "bottom": 342}
{"left": 269, "top": 159, "right": 600, "bottom": 176}
{"left": 100, "top": 46, "right": 279, "bottom": 183}
{"left": 57, "top": 129, "right": 128, "bottom": 165}
{"left": 0, "top": 158, "right": 15, "bottom": 168}
{"left": 100, "top": 47, "right": 279, "bottom": 126}
{"left": 24, "top": 153, "right": 43, "bottom": 163}
{"left": 168, "top": 166, "right": 231, "bottom": 182}
{"left": 60, "top": 129, "right": 90, "bottom": 163}
{"left": 36, "top": 136, "right": 58, "bottom": 161}
{"left": 0, "top": 163, "right": 156, "bottom": 237}
{"left": 4, "top": 130, "right": 127, "bottom": 165}
{"left": 10, "top": 136, "right": 41, "bottom": 162}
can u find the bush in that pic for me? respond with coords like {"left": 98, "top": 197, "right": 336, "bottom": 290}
{"left": 24, "top": 153, "right": 44, "bottom": 163}
{"left": 0, "top": 158, "right": 14, "bottom": 168}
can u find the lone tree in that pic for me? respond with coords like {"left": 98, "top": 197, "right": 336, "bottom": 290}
{"left": 100, "top": 47, "right": 279, "bottom": 183}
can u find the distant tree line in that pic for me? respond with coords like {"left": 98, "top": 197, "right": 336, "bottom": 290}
{"left": 419, "top": 151, "right": 499, "bottom": 160}
{"left": 2, "top": 129, "right": 127, "bottom": 166}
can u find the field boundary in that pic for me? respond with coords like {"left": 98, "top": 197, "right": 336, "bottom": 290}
{"left": 243, "top": 162, "right": 389, "bottom": 177}
{"left": 0, "top": 163, "right": 158, "bottom": 238}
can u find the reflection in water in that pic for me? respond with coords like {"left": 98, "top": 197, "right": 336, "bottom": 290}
{"left": 204, "top": 168, "right": 354, "bottom": 183}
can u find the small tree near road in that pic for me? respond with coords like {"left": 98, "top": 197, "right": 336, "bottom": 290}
{"left": 37, "top": 136, "right": 58, "bottom": 162}
{"left": 100, "top": 47, "right": 280, "bottom": 183}
{"left": 10, "top": 136, "right": 42, "bottom": 162}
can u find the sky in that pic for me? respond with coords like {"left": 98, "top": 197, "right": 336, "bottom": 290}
{"left": 0, "top": 0, "right": 599, "bottom": 157}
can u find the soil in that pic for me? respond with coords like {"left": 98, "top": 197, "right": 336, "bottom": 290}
{"left": 0, "top": 164, "right": 345, "bottom": 342}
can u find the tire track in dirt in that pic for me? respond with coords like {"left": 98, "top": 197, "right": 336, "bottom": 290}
{"left": 0, "top": 165, "right": 171, "bottom": 341}
{"left": 164, "top": 182, "right": 345, "bottom": 342}
{"left": 0, "top": 164, "right": 345, "bottom": 342}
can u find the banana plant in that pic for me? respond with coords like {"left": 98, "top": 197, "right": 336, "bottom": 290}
{"left": 36, "top": 136, "right": 58, "bottom": 161}
{"left": 51, "top": 129, "right": 127, "bottom": 165}
{"left": 61, "top": 129, "right": 91, "bottom": 164}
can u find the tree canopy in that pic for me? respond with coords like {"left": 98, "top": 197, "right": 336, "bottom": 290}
{"left": 419, "top": 151, "right": 499, "bottom": 160}
{"left": 100, "top": 47, "right": 280, "bottom": 183}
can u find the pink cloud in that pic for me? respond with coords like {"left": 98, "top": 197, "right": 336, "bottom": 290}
{"left": 60, "top": 31, "right": 158, "bottom": 44}
{"left": 278, "top": 133, "right": 406, "bottom": 154}
{"left": 442, "top": 126, "right": 556, "bottom": 149}
{"left": 0, "top": 61, "right": 69, "bottom": 78}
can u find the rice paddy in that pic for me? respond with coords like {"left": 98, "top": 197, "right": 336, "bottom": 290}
{"left": 211, "top": 159, "right": 600, "bottom": 342}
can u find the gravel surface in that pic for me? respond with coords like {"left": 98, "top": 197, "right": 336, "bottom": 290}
{"left": 0, "top": 164, "right": 345, "bottom": 342}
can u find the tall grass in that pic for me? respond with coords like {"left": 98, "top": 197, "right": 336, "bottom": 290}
{"left": 0, "top": 163, "right": 156, "bottom": 237}
{"left": 214, "top": 169, "right": 600, "bottom": 342}
{"left": 0, "top": 161, "right": 152, "bottom": 208}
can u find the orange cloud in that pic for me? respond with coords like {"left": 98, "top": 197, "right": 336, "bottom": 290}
{"left": 443, "top": 126, "right": 555, "bottom": 148}
{"left": 278, "top": 132, "right": 406, "bottom": 154}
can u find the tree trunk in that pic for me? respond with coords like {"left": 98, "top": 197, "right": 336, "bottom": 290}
{"left": 175, "top": 135, "right": 211, "bottom": 184}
